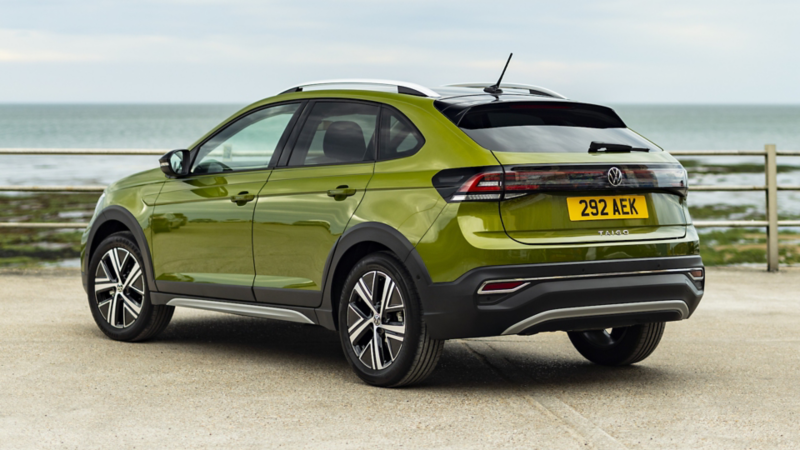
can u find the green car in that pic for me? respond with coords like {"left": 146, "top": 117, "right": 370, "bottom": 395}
{"left": 81, "top": 80, "right": 704, "bottom": 387}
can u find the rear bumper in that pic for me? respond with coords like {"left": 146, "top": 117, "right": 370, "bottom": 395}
{"left": 419, "top": 255, "right": 703, "bottom": 340}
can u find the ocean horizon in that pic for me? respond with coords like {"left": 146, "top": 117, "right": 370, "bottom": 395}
{"left": 1, "top": 103, "right": 799, "bottom": 215}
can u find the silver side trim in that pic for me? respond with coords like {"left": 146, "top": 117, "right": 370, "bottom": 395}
{"left": 166, "top": 298, "right": 315, "bottom": 325}
{"left": 502, "top": 300, "right": 689, "bottom": 336}
{"left": 278, "top": 79, "right": 441, "bottom": 98}
{"left": 446, "top": 82, "right": 567, "bottom": 99}
{"left": 477, "top": 267, "right": 704, "bottom": 295}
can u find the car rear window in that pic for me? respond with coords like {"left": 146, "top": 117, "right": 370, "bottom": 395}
{"left": 455, "top": 102, "right": 660, "bottom": 153}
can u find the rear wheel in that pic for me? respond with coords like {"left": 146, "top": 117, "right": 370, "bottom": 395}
{"left": 337, "top": 252, "right": 443, "bottom": 387}
{"left": 87, "top": 232, "right": 174, "bottom": 342}
{"left": 567, "top": 322, "right": 665, "bottom": 366}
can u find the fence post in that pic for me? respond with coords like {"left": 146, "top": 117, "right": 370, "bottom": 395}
{"left": 765, "top": 144, "right": 779, "bottom": 272}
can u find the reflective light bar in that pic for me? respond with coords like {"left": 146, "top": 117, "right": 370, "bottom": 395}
{"left": 505, "top": 164, "right": 687, "bottom": 197}
{"left": 688, "top": 268, "right": 704, "bottom": 280}
{"left": 477, "top": 280, "right": 530, "bottom": 295}
{"left": 432, "top": 164, "right": 688, "bottom": 203}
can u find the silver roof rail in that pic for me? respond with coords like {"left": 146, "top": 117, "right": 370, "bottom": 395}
{"left": 446, "top": 83, "right": 567, "bottom": 99}
{"left": 278, "top": 79, "right": 440, "bottom": 98}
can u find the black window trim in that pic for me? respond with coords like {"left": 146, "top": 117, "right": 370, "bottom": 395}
{"left": 186, "top": 99, "right": 307, "bottom": 177}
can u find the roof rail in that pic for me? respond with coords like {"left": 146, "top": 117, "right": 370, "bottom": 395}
{"left": 446, "top": 83, "right": 567, "bottom": 99}
{"left": 278, "top": 79, "right": 440, "bottom": 98}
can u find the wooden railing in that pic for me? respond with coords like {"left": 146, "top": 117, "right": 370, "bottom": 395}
{"left": 2, "top": 146, "right": 799, "bottom": 271}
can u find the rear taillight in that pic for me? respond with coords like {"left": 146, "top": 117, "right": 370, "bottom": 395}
{"left": 451, "top": 172, "right": 504, "bottom": 202}
{"left": 432, "top": 164, "right": 688, "bottom": 202}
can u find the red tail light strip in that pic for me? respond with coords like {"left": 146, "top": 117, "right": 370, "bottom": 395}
{"left": 433, "top": 164, "right": 688, "bottom": 202}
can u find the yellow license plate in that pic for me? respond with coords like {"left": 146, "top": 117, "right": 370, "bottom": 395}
{"left": 566, "top": 195, "right": 648, "bottom": 221}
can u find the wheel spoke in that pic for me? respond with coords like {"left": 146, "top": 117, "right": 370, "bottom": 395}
{"left": 107, "top": 295, "right": 119, "bottom": 325}
{"left": 119, "top": 292, "right": 141, "bottom": 316}
{"left": 122, "top": 262, "right": 141, "bottom": 291}
{"left": 106, "top": 249, "right": 123, "bottom": 282}
{"left": 348, "top": 315, "right": 372, "bottom": 345}
{"left": 94, "top": 280, "right": 116, "bottom": 294}
{"left": 354, "top": 278, "right": 378, "bottom": 315}
{"left": 358, "top": 341, "right": 375, "bottom": 369}
{"left": 378, "top": 277, "right": 394, "bottom": 317}
{"left": 380, "top": 323, "right": 405, "bottom": 336}
{"left": 372, "top": 328, "right": 384, "bottom": 370}
{"left": 96, "top": 260, "right": 112, "bottom": 282}
{"left": 385, "top": 333, "right": 404, "bottom": 361}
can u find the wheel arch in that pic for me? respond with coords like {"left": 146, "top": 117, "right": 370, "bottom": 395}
{"left": 317, "top": 222, "right": 433, "bottom": 331}
{"left": 84, "top": 206, "right": 157, "bottom": 293}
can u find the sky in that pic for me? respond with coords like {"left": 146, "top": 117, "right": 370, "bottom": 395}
{"left": 1, "top": 0, "right": 799, "bottom": 104}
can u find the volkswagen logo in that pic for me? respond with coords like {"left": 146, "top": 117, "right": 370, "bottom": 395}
{"left": 607, "top": 167, "right": 623, "bottom": 186}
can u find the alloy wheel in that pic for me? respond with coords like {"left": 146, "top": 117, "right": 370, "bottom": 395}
{"left": 93, "top": 247, "right": 145, "bottom": 328}
{"left": 346, "top": 271, "right": 406, "bottom": 370}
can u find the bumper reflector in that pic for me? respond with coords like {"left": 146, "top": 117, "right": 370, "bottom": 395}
{"left": 477, "top": 281, "right": 529, "bottom": 295}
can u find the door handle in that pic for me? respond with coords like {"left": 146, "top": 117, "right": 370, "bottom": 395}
{"left": 231, "top": 191, "right": 256, "bottom": 206}
{"left": 327, "top": 186, "right": 357, "bottom": 201}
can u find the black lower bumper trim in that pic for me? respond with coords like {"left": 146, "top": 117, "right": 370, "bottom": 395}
{"left": 419, "top": 256, "right": 704, "bottom": 340}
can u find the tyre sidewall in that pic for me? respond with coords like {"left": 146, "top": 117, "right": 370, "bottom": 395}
{"left": 337, "top": 252, "right": 422, "bottom": 387}
{"left": 87, "top": 232, "right": 154, "bottom": 341}
{"left": 568, "top": 323, "right": 661, "bottom": 366}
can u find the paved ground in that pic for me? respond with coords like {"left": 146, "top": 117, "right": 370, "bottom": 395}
{"left": 1, "top": 267, "right": 799, "bottom": 449}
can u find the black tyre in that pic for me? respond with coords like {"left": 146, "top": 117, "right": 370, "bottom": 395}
{"left": 87, "top": 232, "right": 174, "bottom": 342}
{"left": 337, "top": 252, "right": 443, "bottom": 387}
{"left": 568, "top": 322, "right": 665, "bottom": 366}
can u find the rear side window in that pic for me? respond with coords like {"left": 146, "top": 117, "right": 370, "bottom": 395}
{"left": 379, "top": 107, "right": 424, "bottom": 161}
{"left": 456, "top": 102, "right": 660, "bottom": 153}
{"left": 288, "top": 101, "right": 379, "bottom": 166}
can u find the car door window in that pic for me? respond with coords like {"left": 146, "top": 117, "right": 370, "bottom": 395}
{"left": 288, "top": 102, "right": 379, "bottom": 167}
{"left": 192, "top": 102, "right": 301, "bottom": 175}
{"left": 379, "top": 107, "right": 425, "bottom": 160}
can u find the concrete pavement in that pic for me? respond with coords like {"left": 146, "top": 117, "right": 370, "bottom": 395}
{"left": 1, "top": 267, "right": 799, "bottom": 449}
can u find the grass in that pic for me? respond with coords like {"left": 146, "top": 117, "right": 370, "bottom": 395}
{"left": 0, "top": 193, "right": 97, "bottom": 267}
{"left": 697, "top": 228, "right": 800, "bottom": 266}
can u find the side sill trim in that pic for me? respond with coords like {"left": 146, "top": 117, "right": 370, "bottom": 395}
{"left": 501, "top": 300, "right": 690, "bottom": 336}
{"left": 166, "top": 298, "right": 315, "bottom": 325}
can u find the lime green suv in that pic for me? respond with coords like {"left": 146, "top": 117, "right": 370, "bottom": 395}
{"left": 81, "top": 80, "right": 704, "bottom": 387}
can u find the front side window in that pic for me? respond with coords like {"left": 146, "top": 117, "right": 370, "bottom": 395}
{"left": 379, "top": 107, "right": 424, "bottom": 161}
{"left": 193, "top": 103, "right": 301, "bottom": 174}
{"left": 288, "top": 102, "right": 379, "bottom": 166}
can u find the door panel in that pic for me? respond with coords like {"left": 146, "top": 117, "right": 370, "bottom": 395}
{"left": 252, "top": 163, "right": 373, "bottom": 305}
{"left": 151, "top": 102, "right": 303, "bottom": 300}
{"left": 152, "top": 171, "right": 269, "bottom": 300}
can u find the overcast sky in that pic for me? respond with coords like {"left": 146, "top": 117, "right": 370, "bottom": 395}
{"left": 1, "top": 0, "right": 798, "bottom": 104}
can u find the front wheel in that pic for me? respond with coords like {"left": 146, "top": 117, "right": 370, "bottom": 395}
{"left": 337, "top": 252, "right": 443, "bottom": 387}
{"left": 568, "top": 322, "right": 665, "bottom": 366}
{"left": 87, "top": 232, "right": 174, "bottom": 342}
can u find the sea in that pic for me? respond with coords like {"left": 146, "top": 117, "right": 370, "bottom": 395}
{"left": 1, "top": 104, "right": 799, "bottom": 216}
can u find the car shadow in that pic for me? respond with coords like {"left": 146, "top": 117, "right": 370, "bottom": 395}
{"left": 145, "top": 313, "right": 679, "bottom": 393}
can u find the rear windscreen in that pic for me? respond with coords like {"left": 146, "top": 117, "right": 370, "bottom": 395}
{"left": 456, "top": 103, "right": 660, "bottom": 153}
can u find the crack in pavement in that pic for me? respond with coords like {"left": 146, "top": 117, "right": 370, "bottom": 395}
{"left": 461, "top": 341, "right": 627, "bottom": 450}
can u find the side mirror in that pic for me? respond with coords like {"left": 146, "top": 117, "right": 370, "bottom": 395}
{"left": 159, "top": 149, "right": 190, "bottom": 178}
